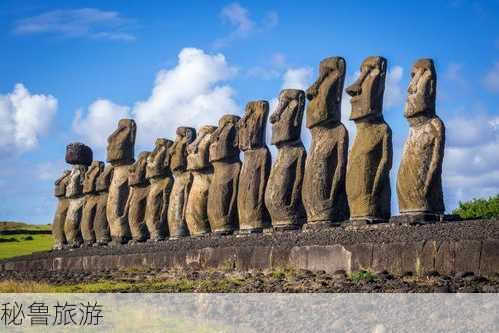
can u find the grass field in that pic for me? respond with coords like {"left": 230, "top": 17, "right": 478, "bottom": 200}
{"left": 0, "top": 222, "right": 52, "bottom": 259}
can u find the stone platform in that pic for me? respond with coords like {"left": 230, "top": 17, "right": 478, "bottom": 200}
{"left": 1, "top": 219, "right": 498, "bottom": 277}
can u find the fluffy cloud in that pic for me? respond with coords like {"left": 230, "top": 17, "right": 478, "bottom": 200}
{"left": 73, "top": 48, "right": 239, "bottom": 148}
{"left": 483, "top": 61, "right": 499, "bottom": 92}
{"left": 0, "top": 84, "right": 57, "bottom": 153}
{"left": 73, "top": 99, "right": 131, "bottom": 148}
{"left": 14, "top": 8, "right": 135, "bottom": 41}
{"left": 281, "top": 67, "right": 313, "bottom": 90}
{"left": 214, "top": 3, "right": 278, "bottom": 48}
{"left": 443, "top": 112, "right": 499, "bottom": 208}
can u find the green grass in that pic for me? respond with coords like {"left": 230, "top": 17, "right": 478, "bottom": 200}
{"left": 0, "top": 221, "right": 51, "bottom": 231}
{"left": 0, "top": 233, "right": 52, "bottom": 259}
{"left": 348, "top": 270, "right": 379, "bottom": 285}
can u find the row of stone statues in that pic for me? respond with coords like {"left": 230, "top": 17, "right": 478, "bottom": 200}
{"left": 52, "top": 56, "right": 445, "bottom": 248}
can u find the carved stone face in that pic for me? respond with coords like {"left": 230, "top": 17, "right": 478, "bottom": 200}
{"left": 83, "top": 160, "right": 105, "bottom": 194}
{"left": 107, "top": 119, "right": 137, "bottom": 165}
{"left": 96, "top": 164, "right": 114, "bottom": 192}
{"left": 306, "top": 57, "right": 345, "bottom": 128}
{"left": 187, "top": 125, "right": 217, "bottom": 170}
{"left": 66, "top": 165, "right": 87, "bottom": 198}
{"left": 404, "top": 58, "right": 436, "bottom": 119}
{"left": 346, "top": 56, "right": 387, "bottom": 121}
{"left": 209, "top": 115, "right": 241, "bottom": 162}
{"left": 146, "top": 138, "right": 173, "bottom": 179}
{"left": 170, "top": 127, "right": 196, "bottom": 172}
{"left": 270, "top": 89, "right": 305, "bottom": 146}
{"left": 238, "top": 100, "right": 269, "bottom": 151}
{"left": 54, "top": 170, "right": 71, "bottom": 197}
{"left": 128, "top": 151, "right": 150, "bottom": 186}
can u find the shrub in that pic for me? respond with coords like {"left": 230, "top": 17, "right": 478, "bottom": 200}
{"left": 452, "top": 194, "right": 499, "bottom": 219}
{"left": 22, "top": 236, "right": 34, "bottom": 241}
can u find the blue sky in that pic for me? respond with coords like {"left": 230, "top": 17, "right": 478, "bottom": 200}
{"left": 0, "top": 0, "right": 498, "bottom": 224}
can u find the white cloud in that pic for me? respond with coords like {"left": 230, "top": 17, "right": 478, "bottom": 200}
{"left": 483, "top": 61, "right": 499, "bottom": 92}
{"left": 214, "top": 3, "right": 278, "bottom": 48}
{"left": 14, "top": 8, "right": 135, "bottom": 41}
{"left": 0, "top": 84, "right": 57, "bottom": 153}
{"left": 443, "top": 112, "right": 499, "bottom": 209}
{"left": 384, "top": 66, "right": 404, "bottom": 108}
{"left": 73, "top": 99, "right": 131, "bottom": 148}
{"left": 73, "top": 48, "right": 239, "bottom": 148}
{"left": 281, "top": 67, "right": 313, "bottom": 90}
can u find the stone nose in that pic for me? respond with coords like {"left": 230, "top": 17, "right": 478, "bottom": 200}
{"left": 345, "top": 83, "right": 361, "bottom": 97}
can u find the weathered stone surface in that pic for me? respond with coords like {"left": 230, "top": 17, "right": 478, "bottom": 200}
{"left": 238, "top": 101, "right": 271, "bottom": 232}
{"left": 265, "top": 89, "right": 306, "bottom": 229}
{"left": 64, "top": 165, "right": 87, "bottom": 247}
{"left": 480, "top": 240, "right": 499, "bottom": 276}
{"left": 207, "top": 115, "right": 241, "bottom": 234}
{"left": 65, "top": 142, "right": 93, "bottom": 166}
{"left": 145, "top": 138, "right": 174, "bottom": 241}
{"left": 52, "top": 170, "right": 71, "bottom": 250}
{"left": 346, "top": 56, "right": 393, "bottom": 221}
{"left": 186, "top": 126, "right": 217, "bottom": 236}
{"left": 106, "top": 119, "right": 136, "bottom": 165}
{"left": 303, "top": 57, "right": 349, "bottom": 223}
{"left": 168, "top": 127, "right": 196, "bottom": 239}
{"left": 127, "top": 152, "right": 150, "bottom": 242}
{"left": 94, "top": 165, "right": 113, "bottom": 244}
{"left": 397, "top": 59, "right": 445, "bottom": 216}
{"left": 106, "top": 119, "right": 136, "bottom": 244}
{"left": 6, "top": 219, "right": 499, "bottom": 277}
{"left": 106, "top": 164, "right": 131, "bottom": 244}
{"left": 81, "top": 161, "right": 104, "bottom": 245}
{"left": 454, "top": 240, "right": 481, "bottom": 274}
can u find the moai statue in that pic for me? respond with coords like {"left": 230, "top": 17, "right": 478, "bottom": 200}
{"left": 265, "top": 90, "right": 307, "bottom": 230}
{"left": 168, "top": 127, "right": 196, "bottom": 239}
{"left": 145, "top": 138, "right": 174, "bottom": 241}
{"left": 52, "top": 170, "right": 71, "bottom": 250}
{"left": 64, "top": 142, "right": 92, "bottom": 247}
{"left": 237, "top": 101, "right": 271, "bottom": 233}
{"left": 345, "top": 56, "right": 393, "bottom": 223}
{"left": 126, "top": 151, "right": 151, "bottom": 243}
{"left": 94, "top": 164, "right": 113, "bottom": 245}
{"left": 207, "top": 115, "right": 241, "bottom": 235}
{"left": 397, "top": 59, "right": 445, "bottom": 222}
{"left": 80, "top": 160, "right": 104, "bottom": 246}
{"left": 303, "top": 57, "right": 349, "bottom": 228}
{"left": 185, "top": 125, "right": 217, "bottom": 236}
{"left": 106, "top": 119, "right": 136, "bottom": 244}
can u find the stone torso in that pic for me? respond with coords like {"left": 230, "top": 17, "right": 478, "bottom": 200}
{"left": 237, "top": 147, "right": 271, "bottom": 229}
{"left": 397, "top": 117, "right": 445, "bottom": 213}
{"left": 346, "top": 121, "right": 392, "bottom": 219}
{"left": 303, "top": 123, "right": 348, "bottom": 222}
{"left": 265, "top": 142, "right": 306, "bottom": 226}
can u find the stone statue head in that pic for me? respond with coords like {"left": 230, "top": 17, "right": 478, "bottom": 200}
{"left": 187, "top": 125, "right": 217, "bottom": 170}
{"left": 66, "top": 165, "right": 87, "bottom": 198}
{"left": 209, "top": 115, "right": 241, "bottom": 162}
{"left": 346, "top": 56, "right": 387, "bottom": 121}
{"left": 65, "top": 142, "right": 93, "bottom": 166}
{"left": 170, "top": 127, "right": 196, "bottom": 172}
{"left": 128, "top": 151, "right": 150, "bottom": 186}
{"left": 146, "top": 138, "right": 174, "bottom": 179}
{"left": 96, "top": 164, "right": 114, "bottom": 192}
{"left": 106, "top": 119, "right": 137, "bottom": 165}
{"left": 306, "top": 57, "right": 346, "bottom": 128}
{"left": 270, "top": 89, "right": 305, "bottom": 146}
{"left": 238, "top": 100, "right": 269, "bottom": 151}
{"left": 83, "top": 160, "right": 105, "bottom": 194}
{"left": 404, "top": 58, "right": 436, "bottom": 119}
{"left": 54, "top": 170, "right": 71, "bottom": 197}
